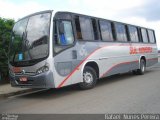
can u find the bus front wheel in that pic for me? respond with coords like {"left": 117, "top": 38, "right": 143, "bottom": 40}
{"left": 79, "top": 66, "right": 97, "bottom": 90}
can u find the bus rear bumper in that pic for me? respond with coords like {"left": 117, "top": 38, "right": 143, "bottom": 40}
{"left": 10, "top": 71, "right": 55, "bottom": 88}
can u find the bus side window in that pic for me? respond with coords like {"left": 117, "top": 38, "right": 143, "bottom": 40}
{"left": 75, "top": 16, "right": 82, "bottom": 40}
{"left": 54, "top": 20, "right": 74, "bottom": 53}
{"left": 111, "top": 22, "right": 116, "bottom": 41}
{"left": 58, "top": 21, "right": 74, "bottom": 45}
{"left": 128, "top": 25, "right": 139, "bottom": 42}
{"left": 91, "top": 18, "right": 99, "bottom": 40}
{"left": 80, "top": 17, "right": 94, "bottom": 40}
{"left": 141, "top": 28, "right": 149, "bottom": 43}
{"left": 137, "top": 28, "right": 143, "bottom": 42}
{"left": 125, "top": 25, "right": 130, "bottom": 42}
{"left": 99, "top": 20, "right": 114, "bottom": 41}
{"left": 148, "top": 30, "right": 156, "bottom": 43}
{"left": 114, "top": 23, "right": 127, "bottom": 42}
{"left": 75, "top": 16, "right": 95, "bottom": 41}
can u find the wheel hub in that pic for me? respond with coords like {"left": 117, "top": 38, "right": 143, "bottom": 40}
{"left": 83, "top": 72, "right": 93, "bottom": 84}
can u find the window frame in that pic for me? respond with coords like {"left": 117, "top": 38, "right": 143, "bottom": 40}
{"left": 78, "top": 16, "right": 95, "bottom": 41}
{"left": 91, "top": 18, "right": 99, "bottom": 40}
{"left": 128, "top": 25, "right": 140, "bottom": 43}
{"left": 147, "top": 29, "right": 156, "bottom": 44}
{"left": 140, "top": 28, "right": 149, "bottom": 43}
{"left": 53, "top": 19, "right": 76, "bottom": 54}
{"left": 99, "top": 20, "right": 114, "bottom": 42}
{"left": 114, "top": 22, "right": 128, "bottom": 42}
{"left": 56, "top": 20, "right": 75, "bottom": 46}
{"left": 74, "top": 16, "right": 83, "bottom": 40}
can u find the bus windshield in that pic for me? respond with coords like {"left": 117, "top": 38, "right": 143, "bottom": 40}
{"left": 9, "top": 12, "right": 51, "bottom": 66}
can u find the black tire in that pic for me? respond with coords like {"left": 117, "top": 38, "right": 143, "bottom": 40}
{"left": 133, "top": 59, "right": 146, "bottom": 75}
{"left": 79, "top": 66, "right": 97, "bottom": 90}
{"left": 132, "top": 70, "right": 138, "bottom": 75}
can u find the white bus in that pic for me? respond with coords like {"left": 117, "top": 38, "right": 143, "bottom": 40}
{"left": 9, "top": 10, "right": 158, "bottom": 89}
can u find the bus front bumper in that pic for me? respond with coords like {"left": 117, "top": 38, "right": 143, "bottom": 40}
{"left": 10, "top": 71, "right": 55, "bottom": 88}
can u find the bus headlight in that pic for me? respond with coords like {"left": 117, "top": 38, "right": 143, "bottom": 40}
{"left": 36, "top": 66, "right": 49, "bottom": 75}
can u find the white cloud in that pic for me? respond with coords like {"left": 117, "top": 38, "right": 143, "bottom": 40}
{"left": 67, "top": 0, "right": 144, "bottom": 19}
{"left": 0, "top": 0, "right": 47, "bottom": 20}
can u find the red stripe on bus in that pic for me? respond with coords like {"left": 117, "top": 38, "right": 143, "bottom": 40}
{"left": 57, "top": 47, "right": 103, "bottom": 88}
{"left": 57, "top": 44, "right": 124, "bottom": 88}
{"left": 57, "top": 43, "right": 157, "bottom": 88}
{"left": 57, "top": 44, "right": 130, "bottom": 88}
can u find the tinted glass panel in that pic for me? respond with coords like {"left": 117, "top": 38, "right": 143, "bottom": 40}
{"left": 10, "top": 13, "right": 51, "bottom": 66}
{"left": 58, "top": 21, "right": 74, "bottom": 45}
{"left": 99, "top": 20, "right": 113, "bottom": 41}
{"left": 79, "top": 17, "right": 93, "bottom": 40}
{"left": 75, "top": 16, "right": 82, "bottom": 39}
{"left": 128, "top": 26, "right": 139, "bottom": 42}
{"left": 148, "top": 30, "right": 155, "bottom": 43}
{"left": 54, "top": 21, "right": 74, "bottom": 53}
{"left": 92, "top": 19, "right": 99, "bottom": 40}
{"left": 141, "top": 28, "right": 149, "bottom": 43}
{"left": 115, "top": 23, "right": 127, "bottom": 42}
{"left": 26, "top": 13, "right": 50, "bottom": 60}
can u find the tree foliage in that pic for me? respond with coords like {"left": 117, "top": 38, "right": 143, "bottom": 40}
{"left": 0, "top": 17, "right": 15, "bottom": 82}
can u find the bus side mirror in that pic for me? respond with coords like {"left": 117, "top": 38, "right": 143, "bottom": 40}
{"left": 59, "top": 22, "right": 64, "bottom": 34}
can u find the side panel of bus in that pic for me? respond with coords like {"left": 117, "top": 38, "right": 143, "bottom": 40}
{"left": 52, "top": 12, "right": 158, "bottom": 88}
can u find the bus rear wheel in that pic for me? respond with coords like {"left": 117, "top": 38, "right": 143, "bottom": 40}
{"left": 79, "top": 66, "right": 97, "bottom": 90}
{"left": 133, "top": 59, "right": 146, "bottom": 75}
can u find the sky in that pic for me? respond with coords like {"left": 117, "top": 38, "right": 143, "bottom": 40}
{"left": 0, "top": 0, "right": 160, "bottom": 49}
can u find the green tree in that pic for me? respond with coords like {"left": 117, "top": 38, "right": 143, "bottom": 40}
{"left": 0, "top": 17, "right": 14, "bottom": 83}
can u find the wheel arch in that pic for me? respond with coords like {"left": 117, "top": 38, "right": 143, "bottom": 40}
{"left": 81, "top": 61, "right": 99, "bottom": 79}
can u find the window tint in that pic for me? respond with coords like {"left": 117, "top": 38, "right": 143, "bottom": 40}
{"left": 92, "top": 18, "right": 99, "bottom": 40}
{"left": 57, "top": 21, "right": 74, "bottom": 45}
{"left": 99, "top": 20, "right": 113, "bottom": 41}
{"left": 79, "top": 17, "right": 94, "bottom": 40}
{"left": 148, "top": 30, "right": 155, "bottom": 43}
{"left": 75, "top": 16, "right": 82, "bottom": 39}
{"left": 128, "top": 26, "right": 139, "bottom": 42}
{"left": 141, "top": 28, "right": 149, "bottom": 43}
{"left": 115, "top": 23, "right": 127, "bottom": 42}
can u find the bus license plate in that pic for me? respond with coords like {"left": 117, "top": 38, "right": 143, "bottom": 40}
{"left": 19, "top": 77, "right": 27, "bottom": 82}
